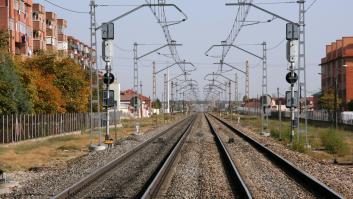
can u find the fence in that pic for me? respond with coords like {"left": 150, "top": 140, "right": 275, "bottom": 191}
{"left": 0, "top": 111, "right": 122, "bottom": 144}
{"left": 236, "top": 107, "right": 353, "bottom": 126}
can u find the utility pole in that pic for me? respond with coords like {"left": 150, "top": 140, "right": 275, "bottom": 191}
{"left": 140, "top": 81, "right": 143, "bottom": 118}
{"left": 133, "top": 43, "right": 140, "bottom": 119}
{"left": 245, "top": 60, "right": 250, "bottom": 100}
{"left": 297, "top": 0, "right": 309, "bottom": 148}
{"left": 277, "top": 88, "right": 282, "bottom": 141}
{"left": 152, "top": 62, "right": 157, "bottom": 126}
{"left": 235, "top": 73, "right": 238, "bottom": 108}
{"left": 171, "top": 81, "right": 174, "bottom": 115}
{"left": 261, "top": 42, "right": 269, "bottom": 136}
{"left": 164, "top": 74, "right": 168, "bottom": 122}
{"left": 228, "top": 80, "right": 232, "bottom": 120}
{"left": 167, "top": 69, "right": 170, "bottom": 114}
{"left": 89, "top": 0, "right": 102, "bottom": 148}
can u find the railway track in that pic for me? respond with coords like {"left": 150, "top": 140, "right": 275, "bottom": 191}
{"left": 141, "top": 114, "right": 251, "bottom": 198}
{"left": 207, "top": 113, "right": 344, "bottom": 199}
{"left": 53, "top": 115, "right": 196, "bottom": 199}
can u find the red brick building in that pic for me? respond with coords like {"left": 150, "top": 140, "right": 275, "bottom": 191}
{"left": 320, "top": 37, "right": 353, "bottom": 109}
{"left": 45, "top": 11, "right": 57, "bottom": 51}
{"left": 32, "top": 3, "right": 45, "bottom": 53}
{"left": 0, "top": 0, "right": 33, "bottom": 55}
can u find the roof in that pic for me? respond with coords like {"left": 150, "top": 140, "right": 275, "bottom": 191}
{"left": 120, "top": 89, "right": 151, "bottom": 103}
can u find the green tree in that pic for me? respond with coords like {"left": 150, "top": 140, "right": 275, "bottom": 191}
{"left": 0, "top": 51, "right": 32, "bottom": 114}
{"left": 152, "top": 98, "right": 162, "bottom": 109}
{"left": 319, "top": 89, "right": 341, "bottom": 110}
{"left": 0, "top": 29, "right": 9, "bottom": 49}
{"left": 347, "top": 100, "right": 353, "bottom": 111}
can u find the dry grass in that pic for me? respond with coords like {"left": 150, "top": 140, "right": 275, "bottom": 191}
{"left": 223, "top": 114, "right": 353, "bottom": 163}
{"left": 0, "top": 114, "right": 183, "bottom": 172}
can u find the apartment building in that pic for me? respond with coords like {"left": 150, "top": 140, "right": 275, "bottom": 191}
{"left": 68, "top": 36, "right": 94, "bottom": 69}
{"left": 1, "top": 1, "right": 93, "bottom": 68}
{"left": 0, "top": 0, "right": 33, "bottom": 55}
{"left": 32, "top": 3, "right": 45, "bottom": 53}
{"left": 45, "top": 11, "right": 57, "bottom": 51}
{"left": 320, "top": 37, "right": 353, "bottom": 109}
{"left": 57, "top": 18, "right": 67, "bottom": 55}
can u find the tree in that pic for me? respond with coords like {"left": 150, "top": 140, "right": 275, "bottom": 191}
{"left": 54, "top": 58, "right": 90, "bottom": 112}
{"left": 347, "top": 100, "right": 353, "bottom": 111}
{"left": 18, "top": 54, "right": 90, "bottom": 113}
{"left": 319, "top": 89, "right": 341, "bottom": 111}
{"left": 0, "top": 51, "right": 32, "bottom": 114}
{"left": 152, "top": 98, "right": 162, "bottom": 109}
{"left": 0, "top": 29, "right": 9, "bottom": 49}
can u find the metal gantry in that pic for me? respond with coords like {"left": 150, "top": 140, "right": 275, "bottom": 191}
{"left": 297, "top": 0, "right": 309, "bottom": 148}
{"left": 89, "top": 0, "right": 101, "bottom": 146}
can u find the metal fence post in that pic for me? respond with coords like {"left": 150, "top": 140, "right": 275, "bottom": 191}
{"left": 2, "top": 115, "right": 4, "bottom": 144}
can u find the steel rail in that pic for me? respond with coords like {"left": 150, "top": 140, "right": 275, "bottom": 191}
{"left": 205, "top": 114, "right": 252, "bottom": 199}
{"left": 208, "top": 114, "right": 344, "bottom": 199}
{"left": 140, "top": 115, "right": 197, "bottom": 198}
{"left": 52, "top": 116, "right": 194, "bottom": 199}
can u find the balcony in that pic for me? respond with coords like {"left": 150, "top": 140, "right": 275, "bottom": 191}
{"left": 57, "top": 34, "right": 67, "bottom": 42}
{"left": 46, "top": 12, "right": 57, "bottom": 21}
{"left": 33, "top": 40, "right": 45, "bottom": 51}
{"left": 33, "top": 4, "right": 45, "bottom": 14}
{"left": 57, "top": 19, "right": 67, "bottom": 27}
{"left": 33, "top": 21, "right": 45, "bottom": 31}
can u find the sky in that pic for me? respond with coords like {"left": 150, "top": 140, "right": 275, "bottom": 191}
{"left": 36, "top": 0, "right": 353, "bottom": 100}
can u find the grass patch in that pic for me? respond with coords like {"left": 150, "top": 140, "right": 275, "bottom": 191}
{"left": 223, "top": 113, "right": 353, "bottom": 163}
{"left": 0, "top": 113, "right": 185, "bottom": 172}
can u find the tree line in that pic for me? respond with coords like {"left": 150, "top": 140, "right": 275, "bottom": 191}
{"left": 0, "top": 30, "right": 90, "bottom": 115}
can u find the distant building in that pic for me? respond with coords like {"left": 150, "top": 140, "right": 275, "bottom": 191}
{"left": 120, "top": 89, "right": 152, "bottom": 118}
{"left": 320, "top": 37, "right": 353, "bottom": 109}
{"left": 45, "top": 11, "right": 57, "bottom": 51}
{"left": 56, "top": 18, "right": 67, "bottom": 55}
{"left": 0, "top": 0, "right": 33, "bottom": 56}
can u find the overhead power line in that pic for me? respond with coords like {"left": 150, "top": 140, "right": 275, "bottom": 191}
{"left": 306, "top": 0, "right": 319, "bottom": 12}
{"left": 43, "top": 0, "right": 89, "bottom": 14}
{"left": 254, "top": 1, "right": 297, "bottom": 5}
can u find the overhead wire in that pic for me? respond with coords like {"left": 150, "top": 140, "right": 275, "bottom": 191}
{"left": 43, "top": 0, "right": 89, "bottom": 14}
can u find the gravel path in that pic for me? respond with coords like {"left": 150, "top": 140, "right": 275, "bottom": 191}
{"left": 209, "top": 116, "right": 317, "bottom": 199}
{"left": 156, "top": 114, "right": 236, "bottom": 198}
{"left": 1, "top": 117, "right": 187, "bottom": 199}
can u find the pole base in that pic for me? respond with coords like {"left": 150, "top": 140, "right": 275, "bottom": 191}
{"left": 261, "top": 131, "right": 270, "bottom": 137}
{"left": 304, "top": 144, "right": 312, "bottom": 150}
{"left": 88, "top": 144, "right": 107, "bottom": 152}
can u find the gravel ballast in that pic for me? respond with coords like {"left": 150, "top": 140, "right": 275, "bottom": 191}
{"left": 223, "top": 117, "right": 352, "bottom": 198}
{"left": 157, "top": 114, "right": 236, "bottom": 198}
{"left": 1, "top": 117, "right": 187, "bottom": 198}
{"left": 210, "top": 117, "right": 317, "bottom": 199}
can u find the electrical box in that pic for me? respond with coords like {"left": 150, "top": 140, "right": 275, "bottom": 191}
{"left": 286, "top": 23, "right": 299, "bottom": 40}
{"left": 101, "top": 23, "right": 114, "bottom": 40}
{"left": 102, "top": 40, "right": 113, "bottom": 62}
{"left": 285, "top": 91, "right": 298, "bottom": 108}
{"left": 260, "top": 95, "right": 272, "bottom": 107}
{"left": 103, "top": 90, "right": 115, "bottom": 107}
{"left": 286, "top": 40, "right": 298, "bottom": 63}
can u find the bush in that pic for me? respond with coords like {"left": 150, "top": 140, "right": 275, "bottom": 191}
{"left": 320, "top": 130, "right": 347, "bottom": 156}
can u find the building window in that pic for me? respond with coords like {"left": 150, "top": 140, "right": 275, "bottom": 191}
{"left": 14, "top": 0, "right": 19, "bottom": 10}
{"left": 19, "top": 0, "right": 25, "bottom": 13}
{"left": 9, "top": 18, "right": 14, "bottom": 30}
{"left": 33, "top": 12, "right": 39, "bottom": 21}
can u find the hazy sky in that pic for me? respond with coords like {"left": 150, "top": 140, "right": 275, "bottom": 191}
{"left": 36, "top": 0, "right": 353, "bottom": 100}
